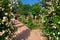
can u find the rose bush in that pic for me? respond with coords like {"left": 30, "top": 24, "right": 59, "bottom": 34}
{"left": 0, "top": 0, "right": 16, "bottom": 40}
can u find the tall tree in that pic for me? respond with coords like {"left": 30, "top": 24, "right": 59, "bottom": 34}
{"left": 31, "top": 3, "right": 41, "bottom": 19}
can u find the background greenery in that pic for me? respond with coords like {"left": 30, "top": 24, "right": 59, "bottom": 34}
{"left": 15, "top": 0, "right": 60, "bottom": 40}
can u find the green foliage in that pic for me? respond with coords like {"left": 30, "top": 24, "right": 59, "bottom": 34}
{"left": 26, "top": 16, "right": 33, "bottom": 29}
{"left": 31, "top": 3, "right": 41, "bottom": 15}
{"left": 0, "top": 0, "right": 16, "bottom": 40}
{"left": 20, "top": 15, "right": 26, "bottom": 23}
{"left": 43, "top": 0, "right": 60, "bottom": 40}
{"left": 16, "top": 2, "right": 31, "bottom": 15}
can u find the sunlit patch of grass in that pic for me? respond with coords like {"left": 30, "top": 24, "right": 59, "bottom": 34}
{"left": 19, "top": 15, "right": 43, "bottom": 30}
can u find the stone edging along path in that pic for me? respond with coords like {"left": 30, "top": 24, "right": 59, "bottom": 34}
{"left": 13, "top": 20, "right": 48, "bottom": 40}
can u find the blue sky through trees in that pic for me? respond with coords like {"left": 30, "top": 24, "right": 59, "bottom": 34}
{"left": 21, "top": 0, "right": 41, "bottom": 5}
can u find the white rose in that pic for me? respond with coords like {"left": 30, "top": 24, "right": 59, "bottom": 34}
{"left": 56, "top": 37, "right": 59, "bottom": 40}
{"left": 43, "top": 20, "right": 45, "bottom": 23}
{"left": 10, "top": 7, "right": 12, "bottom": 9}
{"left": 2, "top": 17, "right": 8, "bottom": 22}
{"left": 35, "top": 16, "right": 37, "bottom": 19}
{"left": 5, "top": 23, "right": 8, "bottom": 26}
{"left": 6, "top": 37, "right": 8, "bottom": 39}
{"left": 53, "top": 13, "right": 56, "bottom": 15}
{"left": 52, "top": 26, "right": 56, "bottom": 29}
{"left": 49, "top": 36, "right": 51, "bottom": 39}
{"left": 2, "top": 8, "right": 5, "bottom": 11}
{"left": 58, "top": 22, "right": 60, "bottom": 24}
{"left": 2, "top": 30, "right": 5, "bottom": 33}
{"left": 8, "top": 4, "right": 11, "bottom": 7}
{"left": 3, "top": 17, "right": 7, "bottom": 20}
{"left": 2, "top": 20, "right": 5, "bottom": 22}
{"left": 11, "top": 18, "right": 15, "bottom": 21}
{"left": 5, "top": 13, "right": 8, "bottom": 15}
{"left": 58, "top": 32, "right": 60, "bottom": 34}
{"left": 53, "top": 33, "right": 55, "bottom": 36}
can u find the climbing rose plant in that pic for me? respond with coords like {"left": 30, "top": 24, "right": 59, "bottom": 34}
{"left": 42, "top": 0, "right": 60, "bottom": 40}
{"left": 0, "top": 0, "right": 16, "bottom": 40}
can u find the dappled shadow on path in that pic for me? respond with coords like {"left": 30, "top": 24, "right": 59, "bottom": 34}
{"left": 13, "top": 29, "right": 30, "bottom": 40}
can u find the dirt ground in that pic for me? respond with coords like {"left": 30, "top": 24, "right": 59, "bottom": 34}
{"left": 13, "top": 20, "right": 48, "bottom": 40}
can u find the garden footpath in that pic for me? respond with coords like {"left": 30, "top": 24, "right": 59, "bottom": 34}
{"left": 13, "top": 20, "right": 48, "bottom": 40}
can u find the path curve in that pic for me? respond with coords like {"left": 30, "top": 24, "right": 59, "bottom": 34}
{"left": 13, "top": 20, "right": 48, "bottom": 40}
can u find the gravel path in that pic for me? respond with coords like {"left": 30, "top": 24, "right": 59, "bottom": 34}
{"left": 13, "top": 20, "right": 48, "bottom": 40}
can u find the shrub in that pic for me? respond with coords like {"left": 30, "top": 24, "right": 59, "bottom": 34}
{"left": 0, "top": 0, "right": 16, "bottom": 40}
{"left": 43, "top": 0, "right": 60, "bottom": 40}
